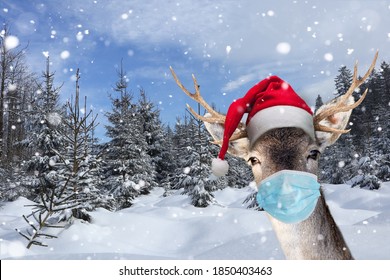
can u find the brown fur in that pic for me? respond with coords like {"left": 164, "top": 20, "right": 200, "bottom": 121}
{"left": 250, "top": 128, "right": 353, "bottom": 259}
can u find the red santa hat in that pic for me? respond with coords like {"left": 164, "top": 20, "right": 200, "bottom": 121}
{"left": 212, "top": 75, "right": 315, "bottom": 177}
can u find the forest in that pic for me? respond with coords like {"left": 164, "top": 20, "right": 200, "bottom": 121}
{"left": 318, "top": 61, "right": 390, "bottom": 188}
{"left": 1, "top": 25, "right": 389, "bottom": 248}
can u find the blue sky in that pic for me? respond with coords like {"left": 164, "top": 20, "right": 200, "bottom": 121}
{"left": 1, "top": 0, "right": 389, "bottom": 142}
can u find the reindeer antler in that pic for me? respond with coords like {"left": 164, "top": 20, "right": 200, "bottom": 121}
{"left": 313, "top": 51, "right": 379, "bottom": 134}
{"left": 170, "top": 67, "right": 247, "bottom": 142}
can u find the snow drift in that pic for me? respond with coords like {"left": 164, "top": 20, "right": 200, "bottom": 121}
{"left": 1, "top": 183, "right": 389, "bottom": 260}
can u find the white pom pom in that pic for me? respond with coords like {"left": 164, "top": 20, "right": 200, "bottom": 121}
{"left": 211, "top": 158, "right": 229, "bottom": 177}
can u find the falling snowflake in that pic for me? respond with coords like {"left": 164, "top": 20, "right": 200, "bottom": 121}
{"left": 324, "top": 53, "right": 333, "bottom": 62}
{"left": 4, "top": 35, "right": 19, "bottom": 50}
{"left": 276, "top": 42, "right": 291, "bottom": 55}
{"left": 76, "top": 32, "right": 83, "bottom": 41}
{"left": 8, "top": 84, "right": 17, "bottom": 91}
{"left": 46, "top": 112, "right": 62, "bottom": 126}
{"left": 60, "top": 50, "right": 70, "bottom": 59}
{"left": 226, "top": 45, "right": 232, "bottom": 55}
{"left": 267, "top": 10, "right": 275, "bottom": 16}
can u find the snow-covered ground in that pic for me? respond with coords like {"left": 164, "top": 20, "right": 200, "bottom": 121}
{"left": 1, "top": 183, "right": 389, "bottom": 260}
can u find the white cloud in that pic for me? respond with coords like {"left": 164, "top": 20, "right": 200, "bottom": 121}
{"left": 3, "top": 0, "right": 389, "bottom": 129}
{"left": 42, "top": 0, "right": 389, "bottom": 75}
{"left": 222, "top": 73, "right": 258, "bottom": 92}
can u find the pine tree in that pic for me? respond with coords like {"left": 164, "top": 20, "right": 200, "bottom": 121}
{"left": 314, "top": 94, "right": 324, "bottom": 113}
{"left": 160, "top": 126, "right": 178, "bottom": 194}
{"left": 319, "top": 133, "right": 357, "bottom": 184}
{"left": 356, "top": 67, "right": 389, "bottom": 188}
{"left": 137, "top": 89, "right": 164, "bottom": 185}
{"left": 12, "top": 56, "right": 65, "bottom": 240}
{"left": 226, "top": 154, "right": 253, "bottom": 189}
{"left": 172, "top": 115, "right": 216, "bottom": 207}
{"left": 59, "top": 69, "right": 102, "bottom": 218}
{"left": 320, "top": 62, "right": 390, "bottom": 189}
{"left": 378, "top": 61, "right": 390, "bottom": 142}
{"left": 334, "top": 66, "right": 353, "bottom": 97}
{"left": 379, "top": 61, "right": 390, "bottom": 99}
{"left": 168, "top": 116, "right": 190, "bottom": 190}
{"left": 24, "top": 57, "right": 65, "bottom": 199}
{"left": 103, "top": 62, "right": 154, "bottom": 209}
{"left": 18, "top": 69, "right": 102, "bottom": 248}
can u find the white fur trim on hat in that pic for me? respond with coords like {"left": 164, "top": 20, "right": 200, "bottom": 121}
{"left": 246, "top": 105, "right": 315, "bottom": 147}
{"left": 212, "top": 158, "right": 229, "bottom": 177}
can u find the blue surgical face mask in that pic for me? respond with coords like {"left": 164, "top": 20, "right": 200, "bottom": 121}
{"left": 256, "top": 170, "right": 321, "bottom": 224}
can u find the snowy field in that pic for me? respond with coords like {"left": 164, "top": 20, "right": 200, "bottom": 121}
{"left": 1, "top": 183, "right": 389, "bottom": 260}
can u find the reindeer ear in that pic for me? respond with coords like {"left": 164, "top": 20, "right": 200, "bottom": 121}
{"left": 204, "top": 121, "right": 250, "bottom": 160}
{"left": 314, "top": 95, "right": 354, "bottom": 151}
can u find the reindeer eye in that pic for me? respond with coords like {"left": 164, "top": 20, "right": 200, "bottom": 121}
{"left": 307, "top": 150, "right": 321, "bottom": 161}
{"left": 248, "top": 157, "right": 260, "bottom": 166}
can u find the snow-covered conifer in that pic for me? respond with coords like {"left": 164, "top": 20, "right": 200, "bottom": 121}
{"left": 103, "top": 62, "right": 154, "bottom": 209}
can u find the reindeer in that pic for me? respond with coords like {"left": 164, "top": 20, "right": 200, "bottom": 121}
{"left": 170, "top": 51, "right": 378, "bottom": 260}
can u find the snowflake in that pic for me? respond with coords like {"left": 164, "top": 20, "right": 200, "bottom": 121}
{"left": 324, "top": 53, "right": 334, "bottom": 62}
{"left": 226, "top": 45, "right": 232, "bottom": 55}
{"left": 47, "top": 112, "right": 62, "bottom": 126}
{"left": 276, "top": 42, "right": 291, "bottom": 55}
{"left": 4, "top": 35, "right": 19, "bottom": 50}
{"left": 60, "top": 50, "right": 70, "bottom": 59}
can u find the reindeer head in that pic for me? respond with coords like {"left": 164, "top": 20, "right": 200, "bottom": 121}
{"left": 170, "top": 52, "right": 378, "bottom": 184}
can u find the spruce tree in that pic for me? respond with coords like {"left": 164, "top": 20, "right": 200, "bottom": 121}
{"left": 320, "top": 62, "right": 389, "bottom": 189}
{"left": 160, "top": 126, "right": 178, "bottom": 194}
{"left": 59, "top": 69, "right": 102, "bottom": 217}
{"left": 172, "top": 116, "right": 216, "bottom": 207}
{"left": 379, "top": 61, "right": 390, "bottom": 100}
{"left": 314, "top": 94, "right": 324, "bottom": 112}
{"left": 16, "top": 57, "right": 66, "bottom": 248}
{"left": 378, "top": 62, "right": 390, "bottom": 140}
{"left": 103, "top": 62, "right": 154, "bottom": 209}
{"left": 334, "top": 66, "right": 353, "bottom": 97}
{"left": 137, "top": 89, "right": 163, "bottom": 185}
{"left": 24, "top": 57, "right": 65, "bottom": 199}
{"left": 17, "top": 68, "right": 102, "bottom": 248}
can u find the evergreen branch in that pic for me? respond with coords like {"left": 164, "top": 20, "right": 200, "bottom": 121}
{"left": 22, "top": 214, "right": 35, "bottom": 229}
{"left": 28, "top": 240, "right": 48, "bottom": 248}
{"left": 15, "top": 229, "right": 32, "bottom": 241}
{"left": 45, "top": 224, "right": 66, "bottom": 229}
{"left": 35, "top": 233, "right": 58, "bottom": 239}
